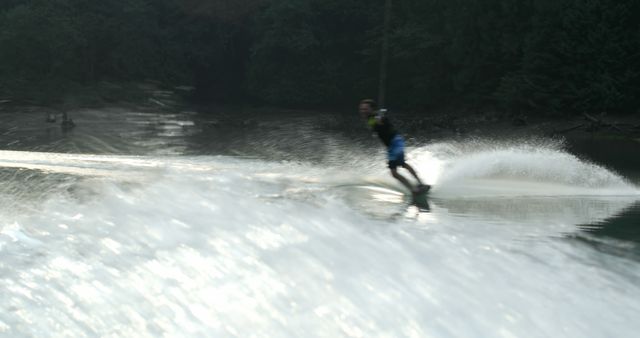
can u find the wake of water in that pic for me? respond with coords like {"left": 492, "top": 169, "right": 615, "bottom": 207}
{"left": 0, "top": 140, "right": 639, "bottom": 337}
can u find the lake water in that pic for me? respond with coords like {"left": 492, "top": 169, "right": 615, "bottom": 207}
{"left": 0, "top": 107, "right": 639, "bottom": 337}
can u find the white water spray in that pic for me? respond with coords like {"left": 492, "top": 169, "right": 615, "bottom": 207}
{"left": 0, "top": 141, "right": 639, "bottom": 337}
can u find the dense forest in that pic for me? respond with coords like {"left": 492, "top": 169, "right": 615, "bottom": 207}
{"left": 0, "top": 0, "right": 638, "bottom": 115}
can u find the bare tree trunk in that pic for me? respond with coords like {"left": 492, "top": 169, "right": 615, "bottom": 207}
{"left": 378, "top": 0, "right": 392, "bottom": 109}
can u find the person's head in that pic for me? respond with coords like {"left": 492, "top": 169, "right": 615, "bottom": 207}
{"left": 359, "top": 99, "right": 377, "bottom": 118}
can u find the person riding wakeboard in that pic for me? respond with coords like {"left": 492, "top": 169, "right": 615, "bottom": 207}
{"left": 359, "top": 99, "right": 430, "bottom": 195}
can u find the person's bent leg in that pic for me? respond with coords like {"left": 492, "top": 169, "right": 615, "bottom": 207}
{"left": 401, "top": 163, "right": 424, "bottom": 185}
{"left": 391, "top": 168, "right": 415, "bottom": 193}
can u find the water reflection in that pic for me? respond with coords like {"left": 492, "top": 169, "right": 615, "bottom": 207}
{"left": 0, "top": 108, "right": 201, "bottom": 155}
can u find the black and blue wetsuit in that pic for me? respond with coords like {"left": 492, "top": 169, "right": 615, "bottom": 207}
{"left": 368, "top": 111, "right": 406, "bottom": 169}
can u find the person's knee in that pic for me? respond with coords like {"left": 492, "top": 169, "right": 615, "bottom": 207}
{"left": 390, "top": 168, "right": 400, "bottom": 178}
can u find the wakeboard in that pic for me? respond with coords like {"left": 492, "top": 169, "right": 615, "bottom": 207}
{"left": 411, "top": 184, "right": 431, "bottom": 209}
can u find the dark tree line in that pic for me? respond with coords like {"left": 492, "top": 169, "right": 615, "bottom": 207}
{"left": 0, "top": 0, "right": 638, "bottom": 115}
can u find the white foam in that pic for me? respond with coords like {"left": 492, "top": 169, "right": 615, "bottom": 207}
{"left": 0, "top": 149, "right": 639, "bottom": 337}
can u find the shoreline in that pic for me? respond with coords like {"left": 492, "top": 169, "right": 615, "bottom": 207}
{"left": 392, "top": 109, "right": 640, "bottom": 142}
{"left": 2, "top": 90, "right": 639, "bottom": 143}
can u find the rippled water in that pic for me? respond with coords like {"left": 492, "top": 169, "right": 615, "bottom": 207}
{"left": 0, "top": 107, "right": 639, "bottom": 337}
